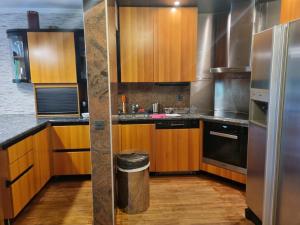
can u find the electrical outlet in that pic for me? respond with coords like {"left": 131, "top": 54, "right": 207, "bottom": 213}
{"left": 176, "top": 95, "right": 184, "bottom": 101}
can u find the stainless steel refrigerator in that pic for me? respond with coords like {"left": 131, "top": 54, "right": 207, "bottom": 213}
{"left": 246, "top": 19, "right": 300, "bottom": 225}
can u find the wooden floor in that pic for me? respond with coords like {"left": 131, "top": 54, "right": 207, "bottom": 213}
{"left": 13, "top": 175, "right": 253, "bottom": 225}
{"left": 13, "top": 177, "right": 93, "bottom": 225}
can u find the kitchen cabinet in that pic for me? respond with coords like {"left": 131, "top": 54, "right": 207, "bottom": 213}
{"left": 0, "top": 138, "right": 35, "bottom": 219}
{"left": 53, "top": 151, "right": 91, "bottom": 175}
{"left": 51, "top": 125, "right": 91, "bottom": 175}
{"left": 33, "top": 128, "right": 51, "bottom": 193}
{"left": 120, "top": 7, "right": 154, "bottom": 82}
{"left": 27, "top": 32, "right": 77, "bottom": 83}
{"left": 155, "top": 127, "right": 200, "bottom": 172}
{"left": 119, "top": 7, "right": 197, "bottom": 83}
{"left": 7, "top": 136, "right": 33, "bottom": 164}
{"left": 120, "top": 124, "right": 155, "bottom": 171}
{"left": 6, "top": 30, "right": 31, "bottom": 83}
{"left": 10, "top": 167, "right": 35, "bottom": 217}
{"left": 154, "top": 7, "right": 197, "bottom": 82}
{"left": 0, "top": 124, "right": 90, "bottom": 220}
{"left": 280, "top": 0, "right": 300, "bottom": 24}
{"left": 51, "top": 125, "right": 90, "bottom": 149}
{"left": 108, "top": 6, "right": 118, "bottom": 83}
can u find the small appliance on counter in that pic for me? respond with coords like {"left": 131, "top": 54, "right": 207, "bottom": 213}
{"left": 152, "top": 103, "right": 159, "bottom": 114}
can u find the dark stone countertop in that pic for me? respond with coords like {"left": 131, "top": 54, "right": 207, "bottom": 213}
{"left": 0, "top": 112, "right": 248, "bottom": 149}
{"left": 118, "top": 113, "right": 249, "bottom": 127}
{"left": 0, "top": 114, "right": 89, "bottom": 149}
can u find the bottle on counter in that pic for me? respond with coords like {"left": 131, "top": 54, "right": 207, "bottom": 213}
{"left": 121, "top": 95, "right": 127, "bottom": 114}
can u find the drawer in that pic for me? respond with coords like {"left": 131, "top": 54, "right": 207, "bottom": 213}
{"left": 11, "top": 167, "right": 35, "bottom": 217}
{"left": 51, "top": 125, "right": 90, "bottom": 149}
{"left": 53, "top": 151, "right": 91, "bottom": 175}
{"left": 7, "top": 136, "right": 33, "bottom": 164}
{"left": 9, "top": 151, "right": 34, "bottom": 181}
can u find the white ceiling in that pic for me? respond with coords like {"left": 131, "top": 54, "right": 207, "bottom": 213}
{"left": 0, "top": 0, "right": 83, "bottom": 9}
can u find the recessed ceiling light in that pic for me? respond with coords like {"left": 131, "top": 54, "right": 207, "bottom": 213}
{"left": 174, "top": 1, "right": 180, "bottom": 6}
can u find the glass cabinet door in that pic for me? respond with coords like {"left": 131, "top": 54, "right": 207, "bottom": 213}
{"left": 7, "top": 30, "right": 30, "bottom": 83}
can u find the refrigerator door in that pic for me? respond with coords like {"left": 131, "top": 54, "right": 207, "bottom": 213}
{"left": 247, "top": 28, "right": 274, "bottom": 221}
{"left": 247, "top": 122, "right": 267, "bottom": 220}
{"left": 276, "top": 20, "right": 300, "bottom": 225}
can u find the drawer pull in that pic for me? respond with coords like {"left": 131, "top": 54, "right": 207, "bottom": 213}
{"left": 6, "top": 165, "right": 34, "bottom": 188}
{"left": 209, "top": 131, "right": 238, "bottom": 140}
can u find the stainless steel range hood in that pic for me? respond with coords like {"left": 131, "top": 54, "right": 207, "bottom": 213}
{"left": 210, "top": 0, "right": 254, "bottom": 74}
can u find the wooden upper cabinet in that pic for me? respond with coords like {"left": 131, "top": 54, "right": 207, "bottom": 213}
{"left": 280, "top": 0, "right": 300, "bottom": 24}
{"left": 119, "top": 7, "right": 198, "bottom": 83}
{"left": 27, "top": 32, "right": 77, "bottom": 83}
{"left": 154, "top": 8, "right": 198, "bottom": 82}
{"left": 120, "top": 7, "right": 154, "bottom": 82}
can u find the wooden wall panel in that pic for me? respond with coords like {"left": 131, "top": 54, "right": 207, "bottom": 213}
{"left": 120, "top": 7, "right": 154, "bottom": 82}
{"left": 28, "top": 32, "right": 77, "bottom": 83}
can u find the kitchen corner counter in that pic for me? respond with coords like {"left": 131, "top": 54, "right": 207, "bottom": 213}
{"left": 118, "top": 113, "right": 249, "bottom": 127}
{"left": 0, "top": 114, "right": 89, "bottom": 149}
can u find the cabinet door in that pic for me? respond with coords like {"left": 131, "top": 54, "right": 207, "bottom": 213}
{"left": 28, "top": 32, "right": 77, "bottom": 83}
{"left": 154, "top": 8, "right": 197, "bottom": 82}
{"left": 120, "top": 7, "right": 154, "bottom": 82}
{"left": 33, "top": 128, "right": 51, "bottom": 193}
{"left": 120, "top": 124, "right": 155, "bottom": 171}
{"left": 51, "top": 125, "right": 90, "bottom": 150}
{"left": 280, "top": 0, "right": 300, "bottom": 24}
{"left": 155, "top": 128, "right": 200, "bottom": 172}
{"left": 155, "top": 129, "right": 177, "bottom": 172}
{"left": 7, "top": 136, "right": 33, "bottom": 164}
{"left": 53, "top": 151, "right": 91, "bottom": 175}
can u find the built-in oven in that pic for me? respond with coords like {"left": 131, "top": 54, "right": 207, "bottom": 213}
{"left": 203, "top": 121, "right": 248, "bottom": 174}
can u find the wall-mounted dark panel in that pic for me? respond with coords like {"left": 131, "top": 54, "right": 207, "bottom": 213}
{"left": 36, "top": 87, "right": 79, "bottom": 115}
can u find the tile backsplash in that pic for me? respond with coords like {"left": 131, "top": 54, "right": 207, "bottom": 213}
{"left": 118, "top": 83, "right": 190, "bottom": 113}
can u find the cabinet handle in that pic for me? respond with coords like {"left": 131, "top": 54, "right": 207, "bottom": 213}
{"left": 170, "top": 123, "right": 185, "bottom": 126}
{"left": 6, "top": 164, "right": 34, "bottom": 188}
{"left": 209, "top": 131, "right": 238, "bottom": 140}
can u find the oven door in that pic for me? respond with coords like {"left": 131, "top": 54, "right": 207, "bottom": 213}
{"left": 203, "top": 122, "right": 248, "bottom": 174}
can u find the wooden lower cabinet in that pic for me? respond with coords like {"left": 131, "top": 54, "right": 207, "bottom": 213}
{"left": 7, "top": 136, "right": 33, "bottom": 164}
{"left": 53, "top": 151, "right": 91, "bottom": 175}
{"left": 120, "top": 124, "right": 155, "bottom": 171}
{"left": 33, "top": 128, "right": 51, "bottom": 193}
{"left": 201, "top": 162, "right": 246, "bottom": 184}
{"left": 155, "top": 128, "right": 200, "bottom": 172}
{"left": 0, "top": 124, "right": 91, "bottom": 220}
{"left": 51, "top": 125, "right": 90, "bottom": 150}
{"left": 51, "top": 125, "right": 91, "bottom": 175}
{"left": 10, "top": 167, "right": 35, "bottom": 217}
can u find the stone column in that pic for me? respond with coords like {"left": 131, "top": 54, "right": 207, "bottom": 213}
{"left": 83, "top": 0, "right": 115, "bottom": 224}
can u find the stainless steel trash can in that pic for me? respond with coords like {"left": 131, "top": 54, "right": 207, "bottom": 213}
{"left": 117, "top": 153, "right": 150, "bottom": 214}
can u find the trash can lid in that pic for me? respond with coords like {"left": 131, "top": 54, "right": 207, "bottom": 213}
{"left": 117, "top": 153, "right": 149, "bottom": 170}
